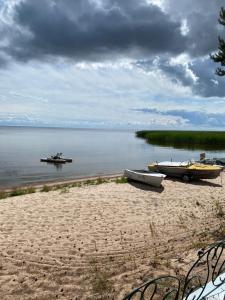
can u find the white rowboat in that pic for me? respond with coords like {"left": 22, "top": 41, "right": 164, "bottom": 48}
{"left": 124, "top": 169, "right": 166, "bottom": 187}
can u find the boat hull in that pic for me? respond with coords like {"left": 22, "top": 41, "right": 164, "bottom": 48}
{"left": 148, "top": 163, "right": 222, "bottom": 180}
{"left": 63, "top": 158, "right": 72, "bottom": 162}
{"left": 187, "top": 168, "right": 221, "bottom": 179}
{"left": 124, "top": 169, "right": 166, "bottom": 187}
{"left": 41, "top": 157, "right": 72, "bottom": 163}
{"left": 149, "top": 165, "right": 186, "bottom": 177}
{"left": 40, "top": 158, "right": 66, "bottom": 163}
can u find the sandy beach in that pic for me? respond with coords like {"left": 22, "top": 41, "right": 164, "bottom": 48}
{"left": 0, "top": 174, "right": 225, "bottom": 299}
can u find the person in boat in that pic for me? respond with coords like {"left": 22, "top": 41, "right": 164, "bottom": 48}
{"left": 51, "top": 153, "right": 63, "bottom": 159}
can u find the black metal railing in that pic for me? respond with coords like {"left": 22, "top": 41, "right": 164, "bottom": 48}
{"left": 124, "top": 240, "right": 225, "bottom": 300}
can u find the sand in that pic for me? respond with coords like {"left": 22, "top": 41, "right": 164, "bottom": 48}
{"left": 0, "top": 174, "right": 225, "bottom": 299}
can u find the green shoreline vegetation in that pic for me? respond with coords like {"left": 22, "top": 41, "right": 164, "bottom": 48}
{"left": 0, "top": 176, "right": 127, "bottom": 200}
{"left": 136, "top": 130, "right": 225, "bottom": 150}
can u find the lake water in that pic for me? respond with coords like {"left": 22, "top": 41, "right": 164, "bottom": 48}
{"left": 1, "top": 126, "right": 225, "bottom": 188}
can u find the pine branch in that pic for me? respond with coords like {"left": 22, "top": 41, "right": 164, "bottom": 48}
{"left": 215, "top": 67, "right": 225, "bottom": 76}
{"left": 211, "top": 7, "right": 225, "bottom": 76}
{"left": 219, "top": 7, "right": 225, "bottom": 26}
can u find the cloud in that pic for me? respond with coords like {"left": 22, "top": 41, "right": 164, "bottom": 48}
{"left": 135, "top": 55, "right": 196, "bottom": 87}
{"left": 135, "top": 54, "right": 225, "bottom": 98}
{"left": 0, "top": 0, "right": 187, "bottom": 64}
{"left": 166, "top": 0, "right": 225, "bottom": 56}
{"left": 134, "top": 107, "right": 225, "bottom": 127}
{"left": 1, "top": 0, "right": 222, "bottom": 65}
{"left": 0, "top": 0, "right": 224, "bottom": 95}
{"left": 0, "top": 59, "right": 196, "bottom": 129}
{"left": 0, "top": 0, "right": 225, "bottom": 129}
{"left": 190, "top": 58, "right": 225, "bottom": 97}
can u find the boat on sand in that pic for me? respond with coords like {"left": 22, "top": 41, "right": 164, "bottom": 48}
{"left": 148, "top": 161, "right": 222, "bottom": 181}
{"left": 199, "top": 158, "right": 225, "bottom": 169}
{"left": 124, "top": 169, "right": 166, "bottom": 187}
{"left": 199, "top": 153, "right": 225, "bottom": 167}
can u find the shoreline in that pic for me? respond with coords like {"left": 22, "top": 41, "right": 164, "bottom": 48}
{"left": 0, "top": 172, "right": 123, "bottom": 192}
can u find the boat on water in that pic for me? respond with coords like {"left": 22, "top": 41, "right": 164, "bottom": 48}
{"left": 41, "top": 153, "right": 72, "bottom": 164}
{"left": 124, "top": 169, "right": 166, "bottom": 187}
{"left": 148, "top": 161, "right": 222, "bottom": 181}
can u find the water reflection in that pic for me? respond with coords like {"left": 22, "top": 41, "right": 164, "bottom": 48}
{"left": 46, "top": 162, "right": 64, "bottom": 171}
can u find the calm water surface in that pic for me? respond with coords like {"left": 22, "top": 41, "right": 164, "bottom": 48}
{"left": 1, "top": 126, "right": 225, "bottom": 188}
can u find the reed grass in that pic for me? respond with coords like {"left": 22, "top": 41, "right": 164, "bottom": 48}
{"left": 10, "top": 188, "right": 27, "bottom": 197}
{"left": 136, "top": 130, "right": 225, "bottom": 150}
{"left": 0, "top": 187, "right": 37, "bottom": 199}
{"left": 215, "top": 200, "right": 224, "bottom": 218}
{"left": 9, "top": 187, "right": 36, "bottom": 197}
{"left": 0, "top": 191, "right": 8, "bottom": 199}
{"left": 96, "top": 177, "right": 107, "bottom": 185}
{"left": 41, "top": 185, "right": 51, "bottom": 192}
{"left": 0, "top": 176, "right": 125, "bottom": 200}
{"left": 26, "top": 187, "right": 36, "bottom": 194}
{"left": 115, "top": 177, "right": 127, "bottom": 184}
{"left": 88, "top": 258, "right": 113, "bottom": 298}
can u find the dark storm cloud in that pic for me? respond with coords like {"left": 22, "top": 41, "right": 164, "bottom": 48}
{"left": 167, "top": 0, "right": 225, "bottom": 56}
{"left": 134, "top": 108, "right": 225, "bottom": 127}
{"left": 135, "top": 56, "right": 225, "bottom": 98}
{"left": 0, "top": 55, "right": 8, "bottom": 67}
{"left": 191, "top": 58, "right": 225, "bottom": 97}
{"left": 1, "top": 0, "right": 187, "bottom": 62}
{"left": 0, "top": 0, "right": 224, "bottom": 65}
{"left": 0, "top": 0, "right": 224, "bottom": 99}
{"left": 135, "top": 57, "right": 194, "bottom": 86}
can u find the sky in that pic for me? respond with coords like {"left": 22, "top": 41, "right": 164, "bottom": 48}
{"left": 0, "top": 0, "right": 225, "bottom": 129}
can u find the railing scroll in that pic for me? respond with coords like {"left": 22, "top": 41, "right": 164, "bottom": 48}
{"left": 124, "top": 241, "right": 225, "bottom": 300}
